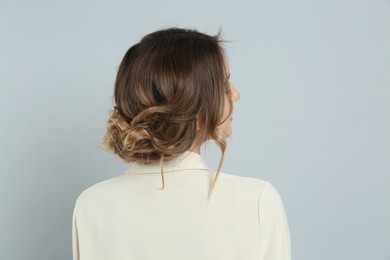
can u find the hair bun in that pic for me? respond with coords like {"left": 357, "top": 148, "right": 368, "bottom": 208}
{"left": 101, "top": 108, "right": 159, "bottom": 163}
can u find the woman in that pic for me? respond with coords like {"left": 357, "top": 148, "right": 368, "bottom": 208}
{"left": 72, "top": 27, "right": 291, "bottom": 260}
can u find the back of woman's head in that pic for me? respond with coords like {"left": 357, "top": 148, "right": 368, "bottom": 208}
{"left": 101, "top": 27, "right": 232, "bottom": 173}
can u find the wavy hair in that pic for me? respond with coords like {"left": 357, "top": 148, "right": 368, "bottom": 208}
{"left": 101, "top": 28, "right": 233, "bottom": 201}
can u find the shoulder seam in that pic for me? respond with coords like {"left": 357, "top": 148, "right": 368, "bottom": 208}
{"left": 257, "top": 181, "right": 269, "bottom": 232}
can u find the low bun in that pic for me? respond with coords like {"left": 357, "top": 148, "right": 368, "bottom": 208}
{"left": 101, "top": 106, "right": 198, "bottom": 164}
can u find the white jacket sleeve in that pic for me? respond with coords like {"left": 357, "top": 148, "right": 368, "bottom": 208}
{"left": 72, "top": 204, "right": 80, "bottom": 260}
{"left": 258, "top": 181, "right": 291, "bottom": 260}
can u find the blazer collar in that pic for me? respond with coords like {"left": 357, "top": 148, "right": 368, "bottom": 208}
{"left": 124, "top": 150, "right": 210, "bottom": 175}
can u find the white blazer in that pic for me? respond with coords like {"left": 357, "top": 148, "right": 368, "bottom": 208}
{"left": 72, "top": 151, "right": 291, "bottom": 260}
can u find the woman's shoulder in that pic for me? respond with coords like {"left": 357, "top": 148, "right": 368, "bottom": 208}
{"left": 73, "top": 175, "right": 126, "bottom": 208}
{"left": 220, "top": 171, "right": 268, "bottom": 185}
{"left": 218, "top": 171, "right": 270, "bottom": 195}
{"left": 219, "top": 172, "right": 286, "bottom": 210}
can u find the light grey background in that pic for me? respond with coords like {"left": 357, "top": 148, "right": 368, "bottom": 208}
{"left": 1, "top": 0, "right": 389, "bottom": 259}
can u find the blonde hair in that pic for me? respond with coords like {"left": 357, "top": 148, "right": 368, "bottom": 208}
{"left": 101, "top": 28, "right": 233, "bottom": 201}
